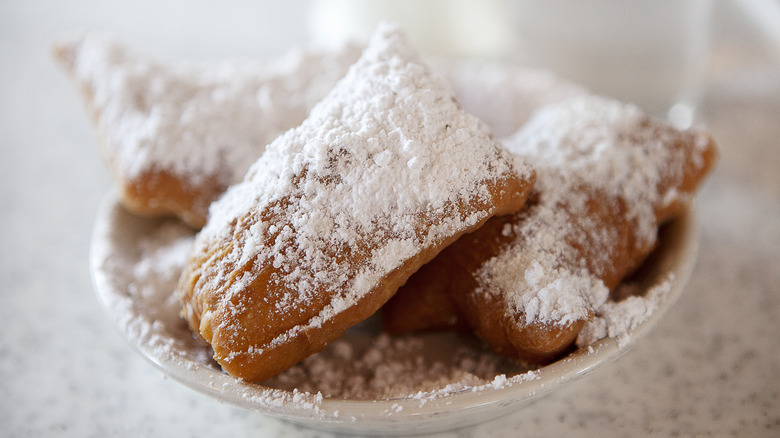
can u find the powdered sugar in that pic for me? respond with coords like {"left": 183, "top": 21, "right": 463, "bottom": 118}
{"left": 242, "top": 388, "right": 325, "bottom": 413}
{"left": 478, "top": 241, "right": 609, "bottom": 326}
{"left": 90, "top": 205, "right": 209, "bottom": 365}
{"left": 506, "top": 96, "right": 706, "bottom": 250}
{"left": 264, "top": 330, "right": 537, "bottom": 400}
{"left": 54, "top": 32, "right": 361, "bottom": 187}
{"left": 473, "top": 95, "right": 706, "bottom": 327}
{"left": 577, "top": 274, "right": 674, "bottom": 348}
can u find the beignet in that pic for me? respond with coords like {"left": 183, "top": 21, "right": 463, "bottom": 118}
{"left": 176, "top": 24, "right": 535, "bottom": 382}
{"left": 53, "top": 33, "right": 360, "bottom": 227}
{"left": 384, "top": 95, "right": 717, "bottom": 363}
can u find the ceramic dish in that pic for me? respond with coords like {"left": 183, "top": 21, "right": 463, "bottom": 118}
{"left": 90, "top": 191, "right": 698, "bottom": 436}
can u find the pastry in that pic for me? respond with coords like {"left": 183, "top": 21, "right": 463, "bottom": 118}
{"left": 176, "top": 23, "right": 535, "bottom": 382}
{"left": 53, "top": 33, "right": 361, "bottom": 227}
{"left": 383, "top": 95, "right": 717, "bottom": 363}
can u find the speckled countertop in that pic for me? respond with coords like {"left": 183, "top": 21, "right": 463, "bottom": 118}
{"left": 2, "top": 1, "right": 778, "bottom": 437}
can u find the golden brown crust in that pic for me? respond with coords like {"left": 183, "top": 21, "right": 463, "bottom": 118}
{"left": 120, "top": 169, "right": 223, "bottom": 228}
{"left": 179, "top": 174, "right": 533, "bottom": 382}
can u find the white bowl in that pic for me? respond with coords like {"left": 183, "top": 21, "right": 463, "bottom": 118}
{"left": 90, "top": 191, "right": 698, "bottom": 436}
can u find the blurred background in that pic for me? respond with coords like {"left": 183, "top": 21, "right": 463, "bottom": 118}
{"left": 2, "top": 1, "right": 779, "bottom": 436}
{"left": 5, "top": 0, "right": 779, "bottom": 123}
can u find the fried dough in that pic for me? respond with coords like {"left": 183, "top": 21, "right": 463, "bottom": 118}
{"left": 53, "top": 33, "right": 360, "bottom": 227}
{"left": 384, "top": 95, "right": 717, "bottom": 363}
{"left": 176, "top": 24, "right": 535, "bottom": 382}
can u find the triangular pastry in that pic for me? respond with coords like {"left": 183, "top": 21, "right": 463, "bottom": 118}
{"left": 176, "top": 23, "right": 535, "bottom": 382}
{"left": 53, "top": 33, "right": 361, "bottom": 227}
{"left": 384, "top": 95, "right": 717, "bottom": 362}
